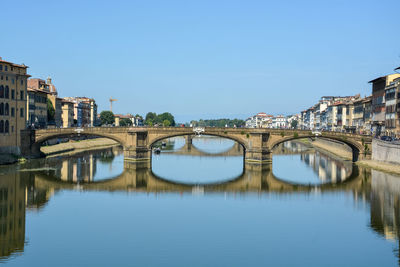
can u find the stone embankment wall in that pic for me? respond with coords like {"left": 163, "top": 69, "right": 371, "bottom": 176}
{"left": 372, "top": 139, "right": 400, "bottom": 164}
{"left": 311, "top": 138, "right": 352, "bottom": 160}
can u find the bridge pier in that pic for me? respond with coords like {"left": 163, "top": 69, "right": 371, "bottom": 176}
{"left": 20, "top": 130, "right": 43, "bottom": 158}
{"left": 244, "top": 149, "right": 272, "bottom": 164}
{"left": 186, "top": 135, "right": 193, "bottom": 150}
{"left": 123, "top": 146, "right": 151, "bottom": 162}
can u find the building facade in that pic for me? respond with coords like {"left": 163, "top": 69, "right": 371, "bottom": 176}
{"left": 384, "top": 77, "right": 400, "bottom": 137}
{"left": 0, "top": 57, "right": 30, "bottom": 154}
{"left": 27, "top": 77, "right": 61, "bottom": 128}
{"left": 61, "top": 99, "right": 74, "bottom": 128}
{"left": 63, "top": 97, "right": 97, "bottom": 127}
{"left": 369, "top": 74, "right": 400, "bottom": 136}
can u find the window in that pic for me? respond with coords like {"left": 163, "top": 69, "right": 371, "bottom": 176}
{"left": 5, "top": 76, "right": 7, "bottom": 81}
{"left": 0, "top": 65, "right": 2, "bottom": 71}
{"left": 5, "top": 121, "right": 9, "bottom": 133}
{"left": 20, "top": 79, "right": 23, "bottom": 85}
{"left": 4, "top": 86, "right": 9, "bottom": 99}
{"left": 20, "top": 91, "right": 24, "bottom": 100}
{"left": 0, "top": 120, "right": 3, "bottom": 133}
{"left": 4, "top": 103, "right": 8, "bottom": 116}
{"left": 11, "top": 108, "right": 14, "bottom": 117}
{"left": 0, "top": 103, "right": 3, "bottom": 115}
{"left": 4, "top": 66, "right": 7, "bottom": 71}
{"left": 20, "top": 108, "right": 24, "bottom": 118}
{"left": 11, "top": 90, "right": 14, "bottom": 99}
{"left": 11, "top": 79, "right": 14, "bottom": 84}
{"left": 0, "top": 86, "right": 3, "bottom": 98}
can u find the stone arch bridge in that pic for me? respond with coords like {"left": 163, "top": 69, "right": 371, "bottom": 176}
{"left": 21, "top": 127, "right": 372, "bottom": 163}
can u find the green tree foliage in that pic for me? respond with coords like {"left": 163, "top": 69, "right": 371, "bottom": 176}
{"left": 145, "top": 112, "right": 175, "bottom": 126}
{"left": 119, "top": 118, "right": 132, "bottom": 126}
{"left": 163, "top": 119, "right": 171, "bottom": 127}
{"left": 291, "top": 120, "right": 298, "bottom": 129}
{"left": 47, "top": 99, "right": 55, "bottom": 122}
{"left": 190, "top": 118, "right": 245, "bottom": 127}
{"left": 100, "top": 111, "right": 115, "bottom": 125}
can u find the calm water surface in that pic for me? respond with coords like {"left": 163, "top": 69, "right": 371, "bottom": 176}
{"left": 1, "top": 136, "right": 400, "bottom": 266}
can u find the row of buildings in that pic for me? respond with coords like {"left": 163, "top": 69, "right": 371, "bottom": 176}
{"left": 0, "top": 57, "right": 98, "bottom": 154}
{"left": 26, "top": 77, "right": 98, "bottom": 129}
{"left": 300, "top": 72, "right": 400, "bottom": 137}
{"left": 246, "top": 69, "right": 400, "bottom": 138}
{"left": 245, "top": 112, "right": 299, "bottom": 129}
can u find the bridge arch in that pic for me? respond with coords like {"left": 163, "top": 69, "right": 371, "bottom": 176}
{"left": 269, "top": 135, "right": 364, "bottom": 162}
{"left": 148, "top": 132, "right": 248, "bottom": 152}
{"left": 34, "top": 132, "right": 126, "bottom": 147}
{"left": 27, "top": 129, "right": 127, "bottom": 159}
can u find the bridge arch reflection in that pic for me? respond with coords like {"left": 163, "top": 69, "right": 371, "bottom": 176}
{"left": 32, "top": 161, "right": 364, "bottom": 194}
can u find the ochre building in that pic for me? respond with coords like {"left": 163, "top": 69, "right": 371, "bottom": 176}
{"left": 0, "top": 57, "right": 30, "bottom": 154}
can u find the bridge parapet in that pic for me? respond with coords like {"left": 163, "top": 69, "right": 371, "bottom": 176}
{"left": 22, "top": 127, "right": 372, "bottom": 163}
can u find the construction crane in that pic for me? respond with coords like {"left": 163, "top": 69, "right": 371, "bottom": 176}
{"left": 109, "top": 98, "right": 117, "bottom": 112}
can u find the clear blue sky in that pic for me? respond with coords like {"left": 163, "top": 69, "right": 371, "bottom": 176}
{"left": 2, "top": 0, "right": 400, "bottom": 122}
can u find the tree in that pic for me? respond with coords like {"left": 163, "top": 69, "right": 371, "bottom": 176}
{"left": 145, "top": 112, "right": 157, "bottom": 125}
{"left": 291, "top": 120, "right": 298, "bottom": 129}
{"left": 163, "top": 119, "right": 171, "bottom": 127}
{"left": 47, "top": 99, "right": 55, "bottom": 122}
{"left": 158, "top": 112, "right": 175, "bottom": 126}
{"left": 100, "top": 111, "right": 115, "bottom": 125}
{"left": 144, "top": 112, "right": 175, "bottom": 126}
{"left": 120, "top": 118, "right": 132, "bottom": 126}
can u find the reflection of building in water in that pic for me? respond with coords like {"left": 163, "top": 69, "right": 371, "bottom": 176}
{"left": 370, "top": 170, "right": 400, "bottom": 241}
{"left": 58, "top": 147, "right": 122, "bottom": 182}
{"left": 60, "top": 154, "right": 96, "bottom": 182}
{"left": 300, "top": 150, "right": 351, "bottom": 183}
{"left": 0, "top": 172, "right": 26, "bottom": 258}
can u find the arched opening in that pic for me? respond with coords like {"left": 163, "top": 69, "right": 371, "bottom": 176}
{"left": 4, "top": 120, "right": 9, "bottom": 133}
{"left": 5, "top": 86, "right": 9, "bottom": 99}
{"left": 150, "top": 134, "right": 246, "bottom": 184}
{"left": 4, "top": 103, "right": 9, "bottom": 116}
{"left": 34, "top": 132, "right": 125, "bottom": 160}
{"left": 271, "top": 138, "right": 354, "bottom": 185}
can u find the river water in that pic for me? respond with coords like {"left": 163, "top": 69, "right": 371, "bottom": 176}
{"left": 0, "top": 136, "right": 399, "bottom": 266}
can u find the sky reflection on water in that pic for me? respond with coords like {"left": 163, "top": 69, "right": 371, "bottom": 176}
{"left": 1, "top": 137, "right": 400, "bottom": 266}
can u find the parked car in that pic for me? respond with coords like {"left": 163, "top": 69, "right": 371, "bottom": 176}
{"left": 380, "top": 136, "right": 393, "bottom": 142}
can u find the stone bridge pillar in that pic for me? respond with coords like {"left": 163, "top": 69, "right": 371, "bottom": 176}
{"left": 244, "top": 133, "right": 272, "bottom": 164}
{"left": 186, "top": 135, "right": 193, "bottom": 150}
{"left": 20, "top": 130, "right": 42, "bottom": 158}
{"left": 123, "top": 131, "right": 151, "bottom": 162}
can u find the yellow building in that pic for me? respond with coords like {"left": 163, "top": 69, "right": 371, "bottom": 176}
{"left": 61, "top": 99, "right": 75, "bottom": 127}
{"left": 0, "top": 57, "right": 30, "bottom": 155}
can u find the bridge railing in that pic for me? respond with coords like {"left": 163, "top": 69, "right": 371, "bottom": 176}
{"left": 35, "top": 126, "right": 372, "bottom": 138}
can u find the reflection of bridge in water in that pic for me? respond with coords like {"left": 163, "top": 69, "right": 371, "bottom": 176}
{"left": 33, "top": 161, "right": 365, "bottom": 194}
{"left": 3, "top": 160, "right": 400, "bottom": 262}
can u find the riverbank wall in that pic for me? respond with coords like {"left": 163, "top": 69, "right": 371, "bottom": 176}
{"left": 372, "top": 139, "right": 400, "bottom": 165}
{"left": 304, "top": 138, "right": 400, "bottom": 176}
{"left": 40, "top": 138, "right": 119, "bottom": 156}
{"left": 307, "top": 138, "right": 352, "bottom": 160}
